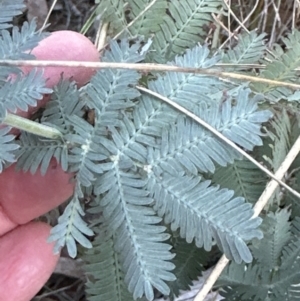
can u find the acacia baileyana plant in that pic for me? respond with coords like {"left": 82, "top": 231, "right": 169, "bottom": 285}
{"left": 2, "top": 0, "right": 300, "bottom": 300}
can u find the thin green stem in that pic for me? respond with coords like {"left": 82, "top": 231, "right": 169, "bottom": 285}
{"left": 4, "top": 113, "right": 63, "bottom": 140}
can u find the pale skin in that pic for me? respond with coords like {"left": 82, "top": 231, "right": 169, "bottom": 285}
{"left": 0, "top": 31, "right": 100, "bottom": 301}
{"left": 0, "top": 203, "right": 61, "bottom": 301}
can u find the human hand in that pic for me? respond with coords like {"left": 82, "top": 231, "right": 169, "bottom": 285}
{"left": 0, "top": 31, "right": 99, "bottom": 301}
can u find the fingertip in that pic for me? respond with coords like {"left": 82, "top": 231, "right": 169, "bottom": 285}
{"left": 0, "top": 204, "right": 17, "bottom": 236}
{"left": 0, "top": 222, "right": 59, "bottom": 301}
{"left": 24, "top": 30, "right": 99, "bottom": 88}
{"left": 0, "top": 158, "right": 74, "bottom": 225}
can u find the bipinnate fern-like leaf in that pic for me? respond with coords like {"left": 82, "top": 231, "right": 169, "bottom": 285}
{"left": 260, "top": 110, "right": 293, "bottom": 208}
{"left": 48, "top": 114, "right": 108, "bottom": 256}
{"left": 88, "top": 40, "right": 271, "bottom": 271}
{"left": 148, "top": 173, "right": 262, "bottom": 263}
{"left": 168, "top": 236, "right": 210, "bottom": 299}
{"left": 151, "top": 45, "right": 225, "bottom": 110}
{"left": 15, "top": 131, "right": 68, "bottom": 175}
{"left": 252, "top": 30, "right": 300, "bottom": 102}
{"left": 3, "top": 2, "right": 300, "bottom": 300}
{"left": 23, "top": 37, "right": 272, "bottom": 298}
{"left": 222, "top": 31, "right": 267, "bottom": 67}
{"left": 65, "top": 115, "right": 109, "bottom": 188}
{"left": 0, "top": 20, "right": 48, "bottom": 83}
{"left": 145, "top": 90, "right": 272, "bottom": 177}
{"left": 94, "top": 167, "right": 176, "bottom": 300}
{"left": 46, "top": 106, "right": 116, "bottom": 257}
{"left": 150, "top": 0, "right": 223, "bottom": 62}
{"left": 127, "top": 0, "right": 167, "bottom": 37}
{"left": 0, "top": 0, "right": 24, "bottom": 30}
{"left": 114, "top": 44, "right": 226, "bottom": 165}
{"left": 212, "top": 158, "right": 267, "bottom": 205}
{"left": 85, "top": 38, "right": 145, "bottom": 125}
{"left": 1, "top": 69, "right": 51, "bottom": 116}
{"left": 42, "top": 79, "right": 84, "bottom": 133}
{"left": 0, "top": 20, "right": 47, "bottom": 61}
{"left": 95, "top": 0, "right": 126, "bottom": 33}
{"left": 264, "top": 109, "right": 292, "bottom": 171}
{"left": 217, "top": 211, "right": 300, "bottom": 301}
{"left": 0, "top": 126, "right": 19, "bottom": 172}
{"left": 46, "top": 38, "right": 148, "bottom": 258}
{"left": 84, "top": 223, "right": 134, "bottom": 301}
{"left": 48, "top": 187, "right": 94, "bottom": 258}
{"left": 251, "top": 210, "right": 291, "bottom": 270}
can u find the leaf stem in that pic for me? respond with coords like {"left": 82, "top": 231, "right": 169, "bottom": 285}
{"left": 4, "top": 113, "right": 63, "bottom": 139}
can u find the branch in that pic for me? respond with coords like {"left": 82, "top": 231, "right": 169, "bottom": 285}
{"left": 0, "top": 60, "right": 300, "bottom": 90}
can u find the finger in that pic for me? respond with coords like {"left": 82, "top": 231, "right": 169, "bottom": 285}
{"left": 0, "top": 158, "right": 74, "bottom": 225}
{"left": 0, "top": 31, "right": 99, "bottom": 227}
{"left": 0, "top": 205, "right": 17, "bottom": 236}
{"left": 0, "top": 222, "right": 59, "bottom": 301}
{"left": 21, "top": 30, "right": 100, "bottom": 117}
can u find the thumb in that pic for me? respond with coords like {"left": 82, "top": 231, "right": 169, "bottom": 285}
{"left": 0, "top": 222, "right": 59, "bottom": 301}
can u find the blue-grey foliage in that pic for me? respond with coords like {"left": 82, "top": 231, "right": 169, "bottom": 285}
{"left": 0, "top": 126, "right": 19, "bottom": 172}
{"left": 15, "top": 131, "right": 68, "bottom": 175}
{"left": 95, "top": 0, "right": 167, "bottom": 38}
{"left": 48, "top": 38, "right": 148, "bottom": 261}
{"left": 48, "top": 186, "right": 94, "bottom": 258}
{"left": 95, "top": 167, "right": 176, "bottom": 300}
{"left": 84, "top": 221, "right": 134, "bottom": 301}
{"left": 168, "top": 236, "right": 210, "bottom": 299}
{"left": 212, "top": 158, "right": 267, "bottom": 205}
{"left": 1, "top": 69, "right": 51, "bottom": 115}
{"left": 42, "top": 79, "right": 84, "bottom": 133}
{"left": 84, "top": 38, "right": 145, "bottom": 125}
{"left": 0, "top": 21, "right": 49, "bottom": 80}
{"left": 0, "top": 21, "right": 48, "bottom": 59}
{"left": 0, "top": 19, "right": 50, "bottom": 122}
{"left": 0, "top": 18, "right": 49, "bottom": 168}
{"left": 222, "top": 31, "right": 267, "bottom": 67}
{"left": 217, "top": 212, "right": 300, "bottom": 301}
{"left": 252, "top": 30, "right": 300, "bottom": 102}
{"left": 148, "top": 174, "right": 262, "bottom": 263}
{"left": 149, "top": 0, "right": 224, "bottom": 62}
{"left": 0, "top": 3, "right": 291, "bottom": 301}
{"left": 0, "top": 32, "right": 273, "bottom": 300}
{"left": 82, "top": 39, "right": 271, "bottom": 299}
{"left": 0, "top": 0, "right": 24, "bottom": 30}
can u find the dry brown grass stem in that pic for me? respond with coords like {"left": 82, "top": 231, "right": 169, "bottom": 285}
{"left": 1, "top": 59, "right": 300, "bottom": 90}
